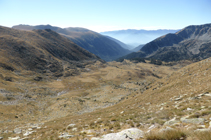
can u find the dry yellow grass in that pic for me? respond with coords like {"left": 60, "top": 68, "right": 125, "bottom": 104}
{"left": 3, "top": 57, "right": 211, "bottom": 139}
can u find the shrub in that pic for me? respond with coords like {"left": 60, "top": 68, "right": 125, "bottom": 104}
{"left": 193, "top": 130, "right": 211, "bottom": 140}
{"left": 145, "top": 129, "right": 186, "bottom": 140}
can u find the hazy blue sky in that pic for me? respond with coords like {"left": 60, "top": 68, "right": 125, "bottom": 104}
{"left": 1, "top": 0, "right": 211, "bottom": 32}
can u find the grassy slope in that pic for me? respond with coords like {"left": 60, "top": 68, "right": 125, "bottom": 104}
{"left": 21, "top": 58, "right": 211, "bottom": 139}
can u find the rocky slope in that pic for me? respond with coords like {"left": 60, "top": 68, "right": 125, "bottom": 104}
{"left": 120, "top": 23, "right": 211, "bottom": 62}
{"left": 13, "top": 25, "right": 131, "bottom": 61}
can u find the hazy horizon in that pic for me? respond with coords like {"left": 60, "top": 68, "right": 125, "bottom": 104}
{"left": 1, "top": 0, "right": 211, "bottom": 32}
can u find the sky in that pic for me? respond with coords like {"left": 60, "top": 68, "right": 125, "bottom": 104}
{"left": 0, "top": 0, "right": 211, "bottom": 32}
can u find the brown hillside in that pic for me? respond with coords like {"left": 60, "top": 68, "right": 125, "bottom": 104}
{"left": 0, "top": 26, "right": 102, "bottom": 77}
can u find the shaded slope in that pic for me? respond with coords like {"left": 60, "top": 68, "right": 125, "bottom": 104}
{"left": 13, "top": 25, "right": 131, "bottom": 61}
{"left": 104, "top": 35, "right": 131, "bottom": 50}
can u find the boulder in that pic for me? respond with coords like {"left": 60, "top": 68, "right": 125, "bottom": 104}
{"left": 118, "top": 128, "right": 144, "bottom": 139}
{"left": 180, "top": 118, "right": 205, "bottom": 125}
{"left": 94, "top": 128, "right": 144, "bottom": 140}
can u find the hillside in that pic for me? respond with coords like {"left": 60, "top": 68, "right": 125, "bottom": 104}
{"left": 101, "top": 29, "right": 179, "bottom": 49}
{"left": 103, "top": 35, "right": 131, "bottom": 50}
{"left": 0, "top": 26, "right": 102, "bottom": 77}
{"left": 0, "top": 56, "right": 182, "bottom": 140}
{"left": 2, "top": 57, "right": 211, "bottom": 140}
{"left": 132, "top": 44, "right": 145, "bottom": 52}
{"left": 120, "top": 23, "right": 211, "bottom": 62}
{"left": 13, "top": 25, "right": 131, "bottom": 61}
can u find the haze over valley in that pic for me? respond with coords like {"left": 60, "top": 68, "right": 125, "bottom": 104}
{"left": 101, "top": 29, "right": 179, "bottom": 49}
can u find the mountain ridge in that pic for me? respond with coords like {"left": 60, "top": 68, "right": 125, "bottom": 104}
{"left": 119, "top": 23, "right": 211, "bottom": 62}
{"left": 13, "top": 24, "right": 131, "bottom": 61}
{"left": 0, "top": 26, "right": 102, "bottom": 77}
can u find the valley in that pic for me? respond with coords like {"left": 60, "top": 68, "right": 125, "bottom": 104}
{"left": 0, "top": 58, "right": 184, "bottom": 140}
{"left": 0, "top": 24, "right": 211, "bottom": 140}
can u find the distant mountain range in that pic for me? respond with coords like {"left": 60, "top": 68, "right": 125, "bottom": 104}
{"left": 0, "top": 26, "right": 102, "bottom": 77}
{"left": 100, "top": 29, "right": 179, "bottom": 49}
{"left": 118, "top": 23, "right": 211, "bottom": 62}
{"left": 13, "top": 25, "right": 131, "bottom": 61}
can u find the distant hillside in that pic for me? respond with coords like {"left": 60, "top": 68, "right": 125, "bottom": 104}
{"left": 104, "top": 35, "right": 131, "bottom": 50}
{"left": 119, "top": 23, "right": 211, "bottom": 62}
{"left": 100, "top": 29, "right": 179, "bottom": 49}
{"left": 0, "top": 26, "right": 102, "bottom": 77}
{"left": 13, "top": 25, "right": 131, "bottom": 61}
{"left": 131, "top": 44, "right": 145, "bottom": 52}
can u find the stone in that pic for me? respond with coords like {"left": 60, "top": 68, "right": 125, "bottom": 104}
{"left": 99, "top": 133, "right": 127, "bottom": 140}
{"left": 187, "top": 108, "right": 193, "bottom": 111}
{"left": 23, "top": 131, "right": 34, "bottom": 136}
{"left": 66, "top": 124, "right": 76, "bottom": 129}
{"left": 174, "top": 97, "right": 182, "bottom": 101}
{"left": 84, "top": 129, "right": 94, "bottom": 134}
{"left": 118, "top": 128, "right": 144, "bottom": 139}
{"left": 209, "top": 121, "right": 211, "bottom": 127}
{"left": 58, "top": 132, "right": 74, "bottom": 139}
{"left": 72, "top": 128, "right": 77, "bottom": 131}
{"left": 197, "top": 125, "right": 206, "bottom": 129}
{"left": 91, "top": 137, "right": 100, "bottom": 140}
{"left": 31, "top": 124, "right": 39, "bottom": 129}
{"left": 0, "top": 137, "right": 3, "bottom": 140}
{"left": 164, "top": 118, "right": 180, "bottom": 126}
{"left": 159, "top": 126, "right": 175, "bottom": 132}
{"left": 204, "top": 93, "right": 211, "bottom": 97}
{"left": 194, "top": 129, "right": 210, "bottom": 132}
{"left": 8, "top": 136, "right": 20, "bottom": 140}
{"left": 148, "top": 125, "right": 156, "bottom": 130}
{"left": 180, "top": 118, "right": 205, "bottom": 125}
{"left": 13, "top": 128, "right": 22, "bottom": 134}
{"left": 95, "top": 128, "right": 144, "bottom": 140}
{"left": 22, "top": 138, "right": 29, "bottom": 140}
{"left": 201, "top": 106, "right": 206, "bottom": 109}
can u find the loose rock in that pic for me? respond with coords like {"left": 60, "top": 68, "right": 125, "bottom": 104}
{"left": 13, "top": 128, "right": 22, "bottom": 134}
